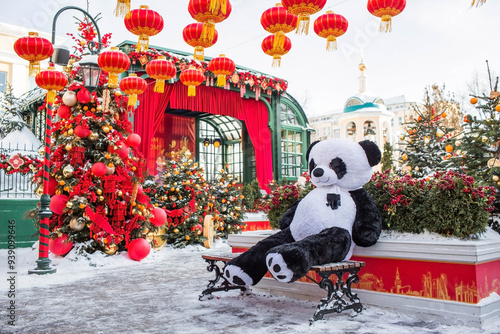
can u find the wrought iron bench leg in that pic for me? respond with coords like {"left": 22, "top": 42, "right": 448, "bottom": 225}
{"left": 199, "top": 258, "right": 247, "bottom": 301}
{"left": 311, "top": 268, "right": 363, "bottom": 322}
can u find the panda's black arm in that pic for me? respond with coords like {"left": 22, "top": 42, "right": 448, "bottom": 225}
{"left": 278, "top": 200, "right": 301, "bottom": 230}
{"left": 349, "top": 188, "right": 382, "bottom": 247}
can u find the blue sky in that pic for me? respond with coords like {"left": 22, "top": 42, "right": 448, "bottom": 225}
{"left": 2, "top": 0, "right": 499, "bottom": 115}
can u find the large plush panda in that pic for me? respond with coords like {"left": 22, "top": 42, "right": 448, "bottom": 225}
{"left": 223, "top": 138, "right": 382, "bottom": 286}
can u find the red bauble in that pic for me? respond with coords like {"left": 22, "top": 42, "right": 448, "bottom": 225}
{"left": 92, "top": 162, "right": 107, "bottom": 176}
{"left": 150, "top": 207, "right": 167, "bottom": 226}
{"left": 77, "top": 88, "right": 91, "bottom": 104}
{"left": 49, "top": 233, "right": 73, "bottom": 256}
{"left": 74, "top": 125, "right": 90, "bottom": 138}
{"left": 48, "top": 177, "right": 58, "bottom": 196}
{"left": 111, "top": 141, "right": 130, "bottom": 159}
{"left": 128, "top": 238, "right": 151, "bottom": 261}
{"left": 126, "top": 133, "right": 141, "bottom": 148}
{"left": 57, "top": 105, "right": 72, "bottom": 119}
{"left": 50, "top": 194, "right": 69, "bottom": 215}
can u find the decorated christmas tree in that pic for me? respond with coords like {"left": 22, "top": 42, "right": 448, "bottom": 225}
{"left": 144, "top": 140, "right": 207, "bottom": 247}
{"left": 452, "top": 62, "right": 500, "bottom": 218}
{"left": 0, "top": 83, "right": 24, "bottom": 140}
{"left": 208, "top": 167, "right": 245, "bottom": 238}
{"left": 31, "top": 16, "right": 159, "bottom": 257}
{"left": 380, "top": 142, "right": 394, "bottom": 172}
{"left": 397, "top": 85, "right": 461, "bottom": 178}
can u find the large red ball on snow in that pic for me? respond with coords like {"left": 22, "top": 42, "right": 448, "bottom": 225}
{"left": 74, "top": 125, "right": 90, "bottom": 138}
{"left": 92, "top": 162, "right": 107, "bottom": 176}
{"left": 150, "top": 207, "right": 167, "bottom": 226}
{"left": 77, "top": 88, "right": 91, "bottom": 104}
{"left": 126, "top": 134, "right": 141, "bottom": 148}
{"left": 128, "top": 238, "right": 150, "bottom": 261}
{"left": 50, "top": 194, "right": 69, "bottom": 215}
{"left": 49, "top": 233, "right": 73, "bottom": 256}
{"left": 57, "top": 105, "right": 72, "bottom": 119}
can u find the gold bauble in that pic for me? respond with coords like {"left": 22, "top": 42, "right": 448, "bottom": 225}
{"left": 173, "top": 228, "right": 179, "bottom": 233}
{"left": 117, "top": 190, "right": 123, "bottom": 197}
{"left": 492, "top": 175, "right": 499, "bottom": 182}
{"left": 96, "top": 105, "right": 102, "bottom": 112}
{"left": 66, "top": 201, "right": 73, "bottom": 208}
{"left": 38, "top": 147, "right": 45, "bottom": 156}
{"left": 99, "top": 196, "right": 105, "bottom": 201}
{"left": 69, "top": 218, "right": 85, "bottom": 231}
{"left": 62, "top": 165, "right": 74, "bottom": 177}
{"left": 89, "top": 132, "right": 99, "bottom": 141}
{"left": 68, "top": 129, "right": 74, "bottom": 136}
{"left": 455, "top": 140, "right": 462, "bottom": 147}
{"left": 482, "top": 136, "right": 489, "bottom": 143}
{"left": 102, "top": 126, "right": 110, "bottom": 133}
{"left": 65, "top": 144, "right": 73, "bottom": 151}
{"left": 104, "top": 244, "right": 117, "bottom": 255}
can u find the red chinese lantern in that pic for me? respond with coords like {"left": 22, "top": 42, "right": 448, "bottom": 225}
{"left": 14, "top": 32, "right": 54, "bottom": 76}
{"left": 262, "top": 34, "right": 292, "bottom": 68}
{"left": 35, "top": 66, "right": 68, "bottom": 104}
{"left": 208, "top": 54, "right": 235, "bottom": 87}
{"left": 261, "top": 3, "right": 298, "bottom": 50}
{"left": 182, "top": 23, "right": 218, "bottom": 61}
{"left": 188, "top": 0, "right": 231, "bottom": 43}
{"left": 179, "top": 67, "right": 205, "bottom": 97}
{"left": 281, "top": 0, "right": 327, "bottom": 35}
{"left": 471, "top": 0, "right": 486, "bottom": 6}
{"left": 119, "top": 73, "right": 147, "bottom": 109}
{"left": 115, "top": 0, "right": 131, "bottom": 17}
{"left": 367, "top": 0, "right": 406, "bottom": 32}
{"left": 124, "top": 5, "right": 164, "bottom": 52}
{"left": 145, "top": 56, "right": 176, "bottom": 93}
{"left": 97, "top": 47, "right": 131, "bottom": 88}
{"left": 313, "top": 11, "right": 348, "bottom": 51}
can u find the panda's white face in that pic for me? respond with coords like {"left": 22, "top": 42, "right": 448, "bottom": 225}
{"left": 308, "top": 139, "right": 374, "bottom": 190}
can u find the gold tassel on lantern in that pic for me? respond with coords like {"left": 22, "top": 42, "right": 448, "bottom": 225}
{"left": 29, "top": 61, "right": 40, "bottom": 77}
{"left": 46, "top": 90, "right": 57, "bottom": 104}
{"left": 295, "top": 14, "right": 311, "bottom": 35}
{"left": 188, "top": 85, "right": 196, "bottom": 97}
{"left": 194, "top": 46, "right": 205, "bottom": 61}
{"left": 115, "top": 0, "right": 131, "bottom": 17}
{"left": 108, "top": 73, "right": 119, "bottom": 89}
{"left": 273, "top": 31, "right": 285, "bottom": 50}
{"left": 471, "top": 0, "right": 486, "bottom": 6}
{"left": 154, "top": 79, "right": 166, "bottom": 93}
{"left": 136, "top": 35, "right": 149, "bottom": 52}
{"left": 209, "top": 0, "right": 227, "bottom": 15}
{"left": 216, "top": 75, "right": 226, "bottom": 87}
{"left": 326, "top": 36, "right": 338, "bottom": 52}
{"left": 201, "top": 21, "right": 216, "bottom": 44}
{"left": 272, "top": 55, "right": 282, "bottom": 68}
{"left": 380, "top": 15, "right": 392, "bottom": 33}
{"left": 128, "top": 93, "right": 138, "bottom": 108}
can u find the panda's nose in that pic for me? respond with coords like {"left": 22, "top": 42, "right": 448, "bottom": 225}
{"left": 313, "top": 168, "right": 324, "bottom": 177}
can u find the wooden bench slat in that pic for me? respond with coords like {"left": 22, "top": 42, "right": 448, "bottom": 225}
{"left": 201, "top": 253, "right": 242, "bottom": 261}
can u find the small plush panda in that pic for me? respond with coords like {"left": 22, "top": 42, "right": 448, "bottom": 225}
{"left": 223, "top": 138, "right": 382, "bottom": 286}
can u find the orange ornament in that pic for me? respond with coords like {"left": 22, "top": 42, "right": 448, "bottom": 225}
{"left": 445, "top": 145, "right": 453, "bottom": 153}
{"left": 495, "top": 105, "right": 500, "bottom": 112}
{"left": 470, "top": 97, "right": 478, "bottom": 104}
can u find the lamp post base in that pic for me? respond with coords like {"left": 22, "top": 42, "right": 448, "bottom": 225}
{"left": 28, "top": 258, "right": 56, "bottom": 275}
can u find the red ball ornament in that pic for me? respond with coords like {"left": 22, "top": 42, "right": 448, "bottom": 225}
{"left": 49, "top": 233, "right": 73, "bottom": 256}
{"left": 48, "top": 177, "right": 58, "bottom": 196}
{"left": 57, "top": 104, "right": 72, "bottom": 119}
{"left": 50, "top": 194, "right": 69, "bottom": 215}
{"left": 77, "top": 88, "right": 91, "bottom": 104}
{"left": 128, "top": 238, "right": 151, "bottom": 261}
{"left": 92, "top": 162, "right": 107, "bottom": 176}
{"left": 74, "top": 125, "right": 90, "bottom": 138}
{"left": 150, "top": 207, "right": 167, "bottom": 226}
{"left": 126, "top": 133, "right": 141, "bottom": 148}
{"left": 110, "top": 141, "right": 130, "bottom": 159}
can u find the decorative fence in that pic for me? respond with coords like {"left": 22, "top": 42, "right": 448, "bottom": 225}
{"left": 0, "top": 143, "right": 40, "bottom": 199}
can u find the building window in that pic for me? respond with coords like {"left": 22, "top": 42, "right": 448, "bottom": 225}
{"left": 333, "top": 129, "right": 340, "bottom": 138}
{"left": 0, "top": 72, "right": 6, "bottom": 93}
{"left": 398, "top": 116, "right": 403, "bottom": 125}
{"left": 281, "top": 129, "right": 302, "bottom": 179}
{"left": 280, "top": 103, "right": 300, "bottom": 125}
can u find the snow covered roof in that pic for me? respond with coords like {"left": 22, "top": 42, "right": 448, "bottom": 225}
{"left": 0, "top": 126, "right": 41, "bottom": 155}
{"left": 384, "top": 94, "right": 418, "bottom": 106}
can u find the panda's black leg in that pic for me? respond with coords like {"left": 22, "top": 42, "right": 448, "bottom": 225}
{"left": 266, "top": 227, "right": 351, "bottom": 283}
{"left": 223, "top": 228, "right": 295, "bottom": 286}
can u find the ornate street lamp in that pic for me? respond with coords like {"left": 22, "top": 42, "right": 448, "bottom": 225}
{"left": 28, "top": 6, "right": 102, "bottom": 275}
{"left": 79, "top": 54, "right": 101, "bottom": 91}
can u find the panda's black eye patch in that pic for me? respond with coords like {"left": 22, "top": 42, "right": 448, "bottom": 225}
{"left": 309, "top": 159, "right": 316, "bottom": 173}
{"left": 330, "top": 158, "right": 347, "bottom": 179}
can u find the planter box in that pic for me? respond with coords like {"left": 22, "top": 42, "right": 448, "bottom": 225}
{"left": 0, "top": 199, "right": 38, "bottom": 249}
{"left": 227, "top": 230, "right": 500, "bottom": 329}
{"left": 241, "top": 212, "right": 271, "bottom": 232}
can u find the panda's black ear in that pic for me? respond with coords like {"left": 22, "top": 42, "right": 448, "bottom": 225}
{"left": 359, "top": 140, "right": 381, "bottom": 167}
{"left": 306, "top": 141, "right": 320, "bottom": 161}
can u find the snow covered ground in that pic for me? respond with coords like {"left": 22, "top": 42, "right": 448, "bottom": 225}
{"left": 1, "top": 239, "right": 499, "bottom": 334}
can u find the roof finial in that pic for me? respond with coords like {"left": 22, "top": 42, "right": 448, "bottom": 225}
{"left": 359, "top": 49, "right": 366, "bottom": 75}
{"left": 358, "top": 53, "right": 367, "bottom": 93}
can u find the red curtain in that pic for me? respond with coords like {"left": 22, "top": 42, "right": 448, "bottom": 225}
{"left": 135, "top": 80, "right": 175, "bottom": 172}
{"left": 135, "top": 80, "right": 274, "bottom": 191}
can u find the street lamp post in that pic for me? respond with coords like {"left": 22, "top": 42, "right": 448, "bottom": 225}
{"left": 29, "top": 6, "right": 102, "bottom": 275}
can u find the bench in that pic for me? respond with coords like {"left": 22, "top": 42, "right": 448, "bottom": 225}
{"left": 199, "top": 253, "right": 365, "bottom": 322}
